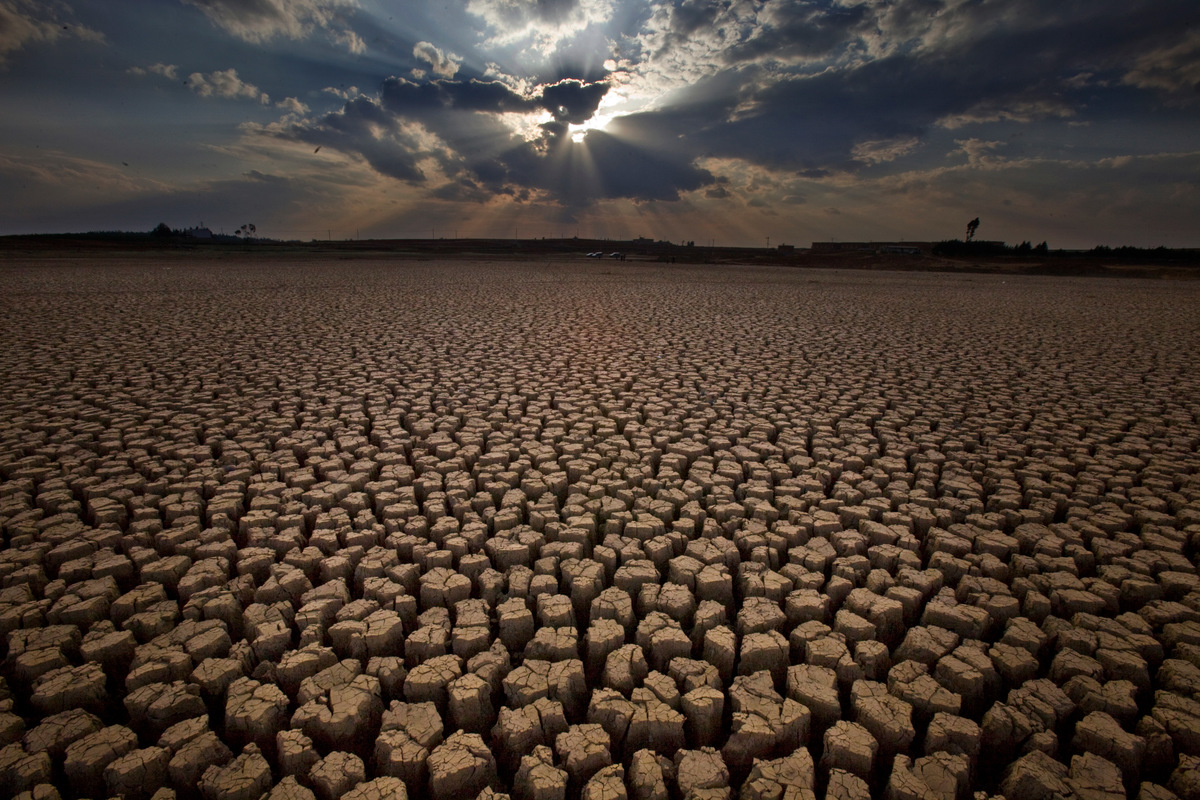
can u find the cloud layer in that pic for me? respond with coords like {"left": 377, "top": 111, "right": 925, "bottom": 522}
{"left": 1, "top": 0, "right": 1199, "bottom": 246}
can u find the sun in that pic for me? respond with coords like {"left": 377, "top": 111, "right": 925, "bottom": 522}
{"left": 569, "top": 113, "right": 616, "bottom": 143}
{"left": 567, "top": 88, "right": 633, "bottom": 143}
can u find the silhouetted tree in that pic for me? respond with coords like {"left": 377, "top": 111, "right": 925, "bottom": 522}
{"left": 151, "top": 222, "right": 173, "bottom": 238}
{"left": 966, "top": 217, "right": 980, "bottom": 242}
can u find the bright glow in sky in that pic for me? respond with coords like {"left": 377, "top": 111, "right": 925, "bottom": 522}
{"left": 2, "top": 0, "right": 1199, "bottom": 247}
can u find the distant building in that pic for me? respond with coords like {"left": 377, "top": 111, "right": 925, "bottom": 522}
{"left": 811, "top": 241, "right": 930, "bottom": 254}
{"left": 184, "top": 226, "right": 213, "bottom": 239}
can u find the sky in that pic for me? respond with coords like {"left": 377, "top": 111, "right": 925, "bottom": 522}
{"left": 1, "top": 0, "right": 1198, "bottom": 248}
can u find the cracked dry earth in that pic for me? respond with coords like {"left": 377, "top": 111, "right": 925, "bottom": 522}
{"left": 1, "top": 257, "right": 1199, "bottom": 800}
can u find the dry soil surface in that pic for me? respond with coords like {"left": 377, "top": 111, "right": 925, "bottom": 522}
{"left": 1, "top": 258, "right": 1199, "bottom": 800}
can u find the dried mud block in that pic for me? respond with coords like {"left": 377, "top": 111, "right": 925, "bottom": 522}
{"left": 988, "top": 641, "right": 1040, "bottom": 687}
{"left": 739, "top": 748, "right": 815, "bottom": 800}
{"left": 448, "top": 672, "right": 494, "bottom": 733}
{"left": 1135, "top": 782, "right": 1181, "bottom": 800}
{"left": 404, "top": 654, "right": 464, "bottom": 712}
{"left": 0, "top": 711, "right": 21, "bottom": 747}
{"left": 1171, "top": 754, "right": 1200, "bottom": 800}
{"left": 63, "top": 724, "right": 138, "bottom": 795}
{"left": 786, "top": 664, "right": 841, "bottom": 731}
{"left": 738, "top": 630, "right": 789, "bottom": 684}
{"left": 341, "top": 776, "right": 408, "bottom": 800}
{"left": 724, "top": 672, "right": 809, "bottom": 771}
{"left": 636, "top": 613, "right": 692, "bottom": 673}
{"left": 1006, "top": 678, "right": 1076, "bottom": 737}
{"left": 1158, "top": 658, "right": 1200, "bottom": 698}
{"left": 582, "top": 763, "right": 627, "bottom": 800}
{"left": 493, "top": 698, "right": 569, "bottom": 772}
{"left": 586, "top": 619, "right": 627, "bottom": 677}
{"left": 31, "top": 662, "right": 108, "bottom": 715}
{"left": 277, "top": 729, "right": 319, "bottom": 780}
{"left": 428, "top": 731, "right": 498, "bottom": 800}
{"left": 527, "top": 626, "right": 580, "bottom": 662}
{"left": 1135, "top": 715, "right": 1177, "bottom": 777}
{"left": 893, "top": 626, "right": 960, "bottom": 667}
{"left": 1152, "top": 690, "right": 1200, "bottom": 756}
{"left": 592, "top": 587, "right": 636, "bottom": 632}
{"left": 1073, "top": 711, "right": 1145, "bottom": 778}
{"left": 979, "top": 703, "right": 1036, "bottom": 762}
{"left": 81, "top": 626, "right": 137, "bottom": 672}
{"left": 514, "top": 744, "right": 567, "bottom": 800}
{"left": 556, "top": 724, "right": 614, "bottom": 786}
{"left": 168, "top": 729, "right": 233, "bottom": 788}
{"left": 498, "top": 598, "right": 536, "bottom": 654}
{"left": 225, "top": 676, "right": 290, "bottom": 750}
{"left": 329, "top": 608, "right": 405, "bottom": 661}
{"left": 737, "top": 597, "right": 786, "bottom": 637}
{"left": 824, "top": 768, "right": 870, "bottom": 800}
{"left": 291, "top": 667, "right": 383, "bottom": 752}
{"left": 849, "top": 680, "right": 915, "bottom": 757}
{"left": 887, "top": 660, "right": 962, "bottom": 726}
{"left": 1001, "top": 750, "right": 1071, "bottom": 800}
{"left": 374, "top": 730, "right": 429, "bottom": 792}
{"left": 308, "top": 751, "right": 367, "bottom": 800}
{"left": 933, "top": 644, "right": 1000, "bottom": 716}
{"left": 420, "top": 567, "right": 472, "bottom": 610}
{"left": 628, "top": 749, "right": 668, "bottom": 800}
{"left": 703, "top": 626, "right": 737, "bottom": 685}
{"left": 682, "top": 686, "right": 724, "bottom": 748}
{"left": 368, "top": 655, "right": 409, "bottom": 701}
{"left": 674, "top": 748, "right": 730, "bottom": 800}
{"left": 924, "top": 713, "right": 981, "bottom": 762}
{"left": 1067, "top": 752, "right": 1125, "bottom": 800}
{"left": 277, "top": 645, "right": 339, "bottom": 698}
{"left": 586, "top": 688, "right": 636, "bottom": 754}
{"left": 603, "top": 645, "right": 649, "bottom": 695}
{"left": 885, "top": 752, "right": 971, "bottom": 800}
{"left": 467, "top": 641, "right": 511, "bottom": 695}
{"left": 192, "top": 657, "right": 245, "bottom": 699}
{"left": 852, "top": 640, "right": 889, "bottom": 682}
{"left": 821, "top": 721, "right": 877, "bottom": 779}
{"left": 198, "top": 744, "right": 273, "bottom": 800}
{"left": 104, "top": 746, "right": 170, "bottom": 800}
{"left": 125, "top": 681, "right": 207, "bottom": 739}
{"left": 0, "top": 746, "right": 53, "bottom": 795}
{"left": 627, "top": 691, "right": 686, "bottom": 757}
{"left": 669, "top": 658, "right": 721, "bottom": 694}
{"left": 504, "top": 659, "right": 588, "bottom": 718}
{"left": 23, "top": 708, "right": 103, "bottom": 759}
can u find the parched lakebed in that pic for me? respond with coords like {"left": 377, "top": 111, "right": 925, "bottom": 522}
{"left": 1, "top": 257, "right": 1199, "bottom": 800}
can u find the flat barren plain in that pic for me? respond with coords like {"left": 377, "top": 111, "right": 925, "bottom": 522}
{"left": 1, "top": 256, "right": 1199, "bottom": 800}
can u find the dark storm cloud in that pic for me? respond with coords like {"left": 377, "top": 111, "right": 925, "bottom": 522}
{"left": 723, "top": 0, "right": 872, "bottom": 64}
{"left": 281, "top": 96, "right": 430, "bottom": 182}
{"left": 539, "top": 78, "right": 609, "bottom": 122}
{"left": 621, "top": 0, "right": 1200, "bottom": 174}
{"left": 275, "top": 72, "right": 660, "bottom": 206}
{"left": 378, "top": 76, "right": 610, "bottom": 123}
{"left": 265, "top": 0, "right": 1200, "bottom": 215}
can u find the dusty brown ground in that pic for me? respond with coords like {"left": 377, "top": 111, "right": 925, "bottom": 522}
{"left": 1, "top": 257, "right": 1198, "bottom": 800}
